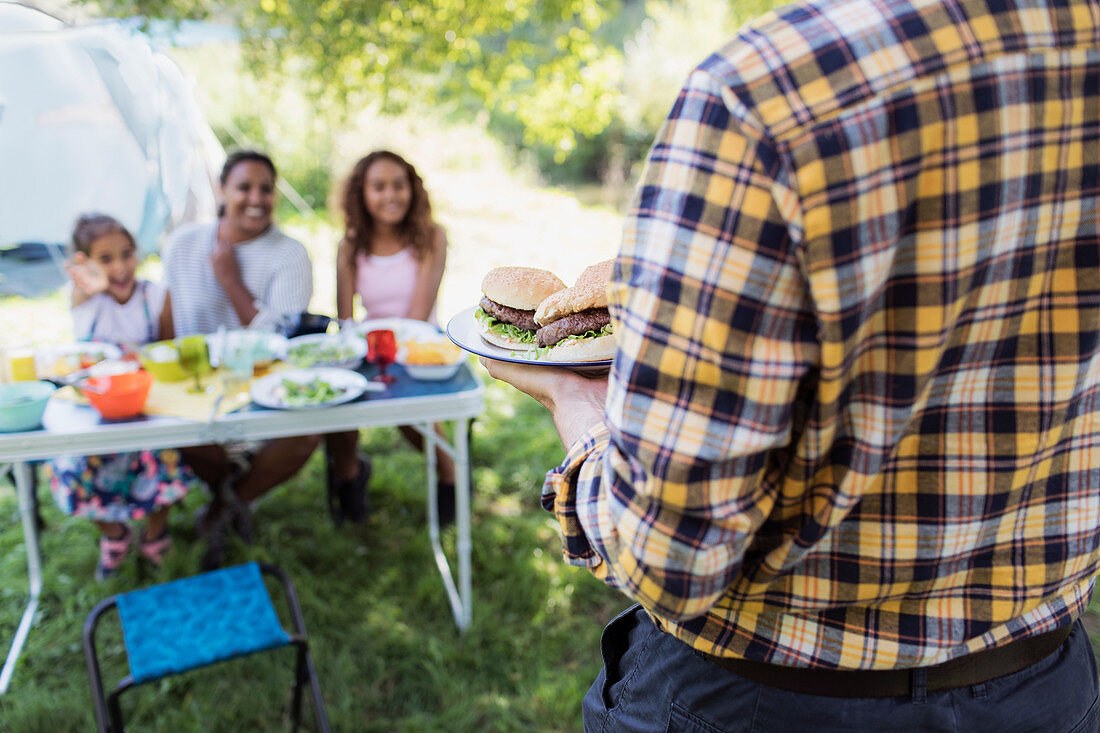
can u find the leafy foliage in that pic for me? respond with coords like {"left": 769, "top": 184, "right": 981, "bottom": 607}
{"left": 86, "top": 0, "right": 793, "bottom": 189}
{"left": 94, "top": 0, "right": 626, "bottom": 161}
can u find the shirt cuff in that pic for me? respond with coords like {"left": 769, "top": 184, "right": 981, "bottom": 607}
{"left": 247, "top": 303, "right": 286, "bottom": 333}
{"left": 542, "top": 423, "right": 611, "bottom": 570}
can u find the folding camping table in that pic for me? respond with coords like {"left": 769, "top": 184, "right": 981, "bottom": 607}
{"left": 0, "top": 362, "right": 484, "bottom": 694}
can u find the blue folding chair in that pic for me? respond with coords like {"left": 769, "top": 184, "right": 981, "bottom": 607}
{"left": 83, "top": 562, "right": 330, "bottom": 732}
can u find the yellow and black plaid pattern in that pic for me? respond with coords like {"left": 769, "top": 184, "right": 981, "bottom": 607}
{"left": 544, "top": 0, "right": 1100, "bottom": 669}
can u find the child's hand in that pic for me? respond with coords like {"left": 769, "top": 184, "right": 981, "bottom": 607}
{"left": 66, "top": 252, "right": 108, "bottom": 296}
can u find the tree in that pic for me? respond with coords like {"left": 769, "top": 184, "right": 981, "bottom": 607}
{"left": 93, "top": 0, "right": 625, "bottom": 160}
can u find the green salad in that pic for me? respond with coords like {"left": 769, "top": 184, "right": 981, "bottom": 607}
{"left": 279, "top": 377, "right": 347, "bottom": 407}
{"left": 287, "top": 339, "right": 362, "bottom": 368}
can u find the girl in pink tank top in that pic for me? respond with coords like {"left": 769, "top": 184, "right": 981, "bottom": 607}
{"left": 328, "top": 151, "right": 458, "bottom": 523}
{"left": 336, "top": 151, "right": 446, "bottom": 324}
{"left": 354, "top": 247, "right": 437, "bottom": 325}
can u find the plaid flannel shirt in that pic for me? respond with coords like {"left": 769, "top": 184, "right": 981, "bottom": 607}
{"left": 544, "top": 0, "right": 1100, "bottom": 669}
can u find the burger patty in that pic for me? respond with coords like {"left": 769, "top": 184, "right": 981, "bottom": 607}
{"left": 479, "top": 294, "right": 539, "bottom": 332}
{"left": 536, "top": 308, "right": 611, "bottom": 347}
{"left": 479, "top": 296, "right": 539, "bottom": 332}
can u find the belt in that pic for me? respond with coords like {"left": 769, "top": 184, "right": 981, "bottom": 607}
{"left": 699, "top": 624, "right": 1072, "bottom": 698}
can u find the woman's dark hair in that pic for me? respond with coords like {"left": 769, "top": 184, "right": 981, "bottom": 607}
{"left": 339, "top": 150, "right": 434, "bottom": 265}
{"left": 71, "top": 213, "right": 136, "bottom": 256}
{"left": 219, "top": 149, "right": 277, "bottom": 185}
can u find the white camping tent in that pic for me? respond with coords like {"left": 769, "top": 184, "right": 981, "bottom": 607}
{"left": 0, "top": 2, "right": 221, "bottom": 259}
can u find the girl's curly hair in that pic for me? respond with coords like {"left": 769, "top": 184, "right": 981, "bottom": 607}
{"left": 339, "top": 150, "right": 434, "bottom": 267}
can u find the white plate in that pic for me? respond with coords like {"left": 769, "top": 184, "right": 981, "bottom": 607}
{"left": 446, "top": 306, "right": 612, "bottom": 373}
{"left": 396, "top": 345, "right": 466, "bottom": 381}
{"left": 250, "top": 367, "right": 380, "bottom": 410}
{"left": 35, "top": 342, "right": 123, "bottom": 378}
{"left": 350, "top": 317, "right": 442, "bottom": 343}
{"left": 285, "top": 333, "right": 367, "bottom": 369}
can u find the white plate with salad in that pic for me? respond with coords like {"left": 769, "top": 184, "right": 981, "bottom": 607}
{"left": 250, "top": 367, "right": 379, "bottom": 410}
{"left": 285, "top": 333, "right": 367, "bottom": 369}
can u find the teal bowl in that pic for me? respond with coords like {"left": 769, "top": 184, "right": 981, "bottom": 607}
{"left": 0, "top": 381, "right": 57, "bottom": 432}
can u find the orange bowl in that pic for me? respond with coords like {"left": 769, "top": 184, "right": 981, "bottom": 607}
{"left": 82, "top": 370, "right": 153, "bottom": 419}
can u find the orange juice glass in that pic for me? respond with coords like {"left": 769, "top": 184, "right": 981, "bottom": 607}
{"left": 5, "top": 345, "right": 37, "bottom": 382}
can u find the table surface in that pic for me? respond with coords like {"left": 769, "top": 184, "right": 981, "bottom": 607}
{"left": 0, "top": 362, "right": 485, "bottom": 461}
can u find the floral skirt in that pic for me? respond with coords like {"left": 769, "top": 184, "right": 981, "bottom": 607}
{"left": 46, "top": 448, "right": 203, "bottom": 523}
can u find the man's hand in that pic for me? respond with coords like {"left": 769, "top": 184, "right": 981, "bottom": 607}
{"left": 479, "top": 357, "right": 608, "bottom": 448}
{"left": 65, "top": 252, "right": 108, "bottom": 297}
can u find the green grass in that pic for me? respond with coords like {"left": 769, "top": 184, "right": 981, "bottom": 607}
{"left": 5, "top": 374, "right": 1100, "bottom": 730}
{"left": 0, "top": 377, "right": 623, "bottom": 731}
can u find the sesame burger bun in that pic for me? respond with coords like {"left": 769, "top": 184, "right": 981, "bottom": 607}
{"left": 534, "top": 260, "right": 613, "bottom": 326}
{"left": 476, "top": 266, "right": 567, "bottom": 349}
{"left": 481, "top": 267, "right": 566, "bottom": 311}
{"left": 534, "top": 260, "right": 616, "bottom": 362}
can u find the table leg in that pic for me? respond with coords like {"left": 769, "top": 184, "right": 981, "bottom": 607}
{"left": 455, "top": 418, "right": 472, "bottom": 629}
{"left": 0, "top": 462, "right": 43, "bottom": 694}
{"left": 422, "top": 420, "right": 473, "bottom": 632}
{"left": 425, "top": 422, "right": 439, "bottom": 533}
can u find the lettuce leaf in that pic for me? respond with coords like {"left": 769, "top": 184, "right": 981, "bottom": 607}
{"left": 476, "top": 308, "right": 613, "bottom": 360}
{"left": 561, "top": 324, "right": 613, "bottom": 342}
{"left": 474, "top": 308, "right": 537, "bottom": 344}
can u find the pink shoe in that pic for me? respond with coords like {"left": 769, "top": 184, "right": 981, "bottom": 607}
{"left": 138, "top": 529, "right": 173, "bottom": 566}
{"left": 96, "top": 525, "right": 133, "bottom": 582}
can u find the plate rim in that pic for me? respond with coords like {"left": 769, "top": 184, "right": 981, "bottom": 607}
{"left": 38, "top": 341, "right": 123, "bottom": 358}
{"left": 350, "top": 316, "right": 443, "bottom": 340}
{"left": 249, "top": 366, "right": 370, "bottom": 410}
{"left": 446, "top": 306, "right": 612, "bottom": 369}
{"left": 286, "top": 332, "right": 365, "bottom": 347}
{"left": 284, "top": 332, "right": 368, "bottom": 367}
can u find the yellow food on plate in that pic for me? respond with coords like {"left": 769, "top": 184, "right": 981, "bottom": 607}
{"left": 52, "top": 355, "right": 83, "bottom": 377}
{"left": 402, "top": 339, "right": 462, "bottom": 365}
{"left": 51, "top": 353, "right": 103, "bottom": 377}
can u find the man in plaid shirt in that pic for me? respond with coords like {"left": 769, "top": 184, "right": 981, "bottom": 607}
{"left": 483, "top": 0, "right": 1100, "bottom": 728}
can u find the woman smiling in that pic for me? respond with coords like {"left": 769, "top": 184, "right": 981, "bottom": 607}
{"left": 162, "top": 149, "right": 319, "bottom": 569}
{"left": 164, "top": 149, "right": 313, "bottom": 336}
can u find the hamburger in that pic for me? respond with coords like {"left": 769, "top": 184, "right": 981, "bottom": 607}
{"left": 533, "top": 260, "right": 615, "bottom": 362}
{"left": 476, "top": 266, "right": 567, "bottom": 349}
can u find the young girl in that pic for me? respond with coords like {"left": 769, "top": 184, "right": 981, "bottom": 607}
{"left": 47, "top": 213, "right": 201, "bottom": 581}
{"left": 326, "top": 151, "right": 459, "bottom": 523}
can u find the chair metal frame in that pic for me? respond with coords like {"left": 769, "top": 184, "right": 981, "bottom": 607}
{"left": 83, "top": 562, "right": 330, "bottom": 732}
